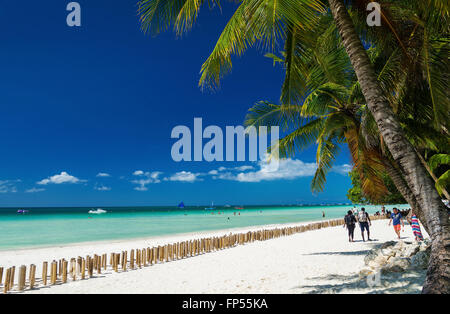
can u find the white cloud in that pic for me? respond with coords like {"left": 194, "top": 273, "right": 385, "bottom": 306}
{"left": 0, "top": 180, "right": 18, "bottom": 193}
{"left": 37, "top": 172, "right": 82, "bottom": 185}
{"left": 25, "top": 187, "right": 45, "bottom": 193}
{"left": 96, "top": 172, "right": 111, "bottom": 177}
{"left": 234, "top": 165, "right": 254, "bottom": 171}
{"left": 234, "top": 158, "right": 317, "bottom": 182}
{"left": 207, "top": 165, "right": 253, "bottom": 176}
{"left": 166, "top": 171, "right": 201, "bottom": 183}
{"left": 131, "top": 171, "right": 163, "bottom": 191}
{"left": 94, "top": 185, "right": 111, "bottom": 191}
{"left": 215, "top": 172, "right": 236, "bottom": 180}
{"left": 332, "top": 164, "right": 352, "bottom": 175}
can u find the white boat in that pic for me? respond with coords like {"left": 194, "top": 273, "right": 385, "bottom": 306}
{"left": 88, "top": 208, "right": 107, "bottom": 214}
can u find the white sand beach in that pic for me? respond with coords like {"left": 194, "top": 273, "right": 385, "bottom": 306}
{"left": 0, "top": 219, "right": 428, "bottom": 294}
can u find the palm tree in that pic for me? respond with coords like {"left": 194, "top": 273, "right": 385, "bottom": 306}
{"left": 137, "top": 0, "right": 449, "bottom": 293}
{"left": 251, "top": 46, "right": 434, "bottom": 234}
{"left": 327, "top": 1, "right": 449, "bottom": 293}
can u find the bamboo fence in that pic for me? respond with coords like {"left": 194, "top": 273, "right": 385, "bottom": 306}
{"left": 0, "top": 215, "right": 386, "bottom": 293}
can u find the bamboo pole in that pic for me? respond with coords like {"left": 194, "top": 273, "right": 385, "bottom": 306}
{"left": 3, "top": 268, "right": 11, "bottom": 294}
{"left": 50, "top": 261, "right": 57, "bottom": 285}
{"left": 42, "top": 262, "right": 48, "bottom": 286}
{"left": 153, "top": 247, "right": 157, "bottom": 264}
{"left": 77, "top": 257, "right": 82, "bottom": 275}
{"left": 62, "top": 260, "right": 68, "bottom": 283}
{"left": 147, "top": 248, "right": 151, "bottom": 264}
{"left": 115, "top": 253, "right": 120, "bottom": 272}
{"left": 137, "top": 249, "right": 141, "bottom": 268}
{"left": 58, "top": 259, "right": 62, "bottom": 277}
{"left": 143, "top": 248, "right": 147, "bottom": 266}
{"left": 0, "top": 267, "right": 3, "bottom": 286}
{"left": 18, "top": 265, "right": 26, "bottom": 291}
{"left": 29, "top": 264, "right": 36, "bottom": 289}
{"left": 81, "top": 258, "right": 86, "bottom": 279}
{"left": 9, "top": 266, "right": 15, "bottom": 290}
{"left": 71, "top": 258, "right": 76, "bottom": 281}
{"left": 111, "top": 253, "right": 117, "bottom": 272}
{"left": 130, "top": 250, "right": 135, "bottom": 269}
{"left": 88, "top": 256, "right": 94, "bottom": 277}
{"left": 97, "top": 256, "right": 101, "bottom": 274}
{"left": 101, "top": 253, "right": 105, "bottom": 269}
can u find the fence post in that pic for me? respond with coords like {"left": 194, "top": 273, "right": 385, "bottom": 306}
{"left": 50, "top": 261, "right": 57, "bottom": 285}
{"left": 18, "top": 265, "right": 26, "bottom": 291}
{"left": 3, "top": 268, "right": 11, "bottom": 294}
{"left": 29, "top": 264, "right": 36, "bottom": 289}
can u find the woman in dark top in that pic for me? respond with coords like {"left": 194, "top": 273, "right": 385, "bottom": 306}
{"left": 343, "top": 210, "right": 357, "bottom": 242}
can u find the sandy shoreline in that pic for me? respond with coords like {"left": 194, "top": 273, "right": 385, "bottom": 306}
{"left": 0, "top": 219, "right": 428, "bottom": 294}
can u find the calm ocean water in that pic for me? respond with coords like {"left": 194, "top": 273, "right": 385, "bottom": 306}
{"left": 0, "top": 204, "right": 410, "bottom": 250}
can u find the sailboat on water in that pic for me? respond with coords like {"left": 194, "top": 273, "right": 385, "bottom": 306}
{"left": 205, "top": 201, "right": 215, "bottom": 210}
{"left": 178, "top": 202, "right": 185, "bottom": 209}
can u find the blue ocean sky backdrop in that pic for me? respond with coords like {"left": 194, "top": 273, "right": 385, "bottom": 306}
{"left": 0, "top": 1, "right": 352, "bottom": 207}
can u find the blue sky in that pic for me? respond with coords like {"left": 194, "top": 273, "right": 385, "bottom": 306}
{"left": 0, "top": 1, "right": 352, "bottom": 207}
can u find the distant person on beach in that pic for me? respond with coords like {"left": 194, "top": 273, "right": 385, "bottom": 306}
{"left": 343, "top": 210, "right": 357, "bottom": 242}
{"left": 322, "top": 211, "right": 325, "bottom": 218}
{"left": 357, "top": 208, "right": 371, "bottom": 241}
{"left": 389, "top": 207, "right": 404, "bottom": 239}
{"left": 381, "top": 205, "right": 385, "bottom": 215}
{"left": 407, "top": 210, "right": 423, "bottom": 241}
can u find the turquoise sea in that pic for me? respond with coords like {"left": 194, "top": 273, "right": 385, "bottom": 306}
{"left": 0, "top": 204, "right": 410, "bottom": 250}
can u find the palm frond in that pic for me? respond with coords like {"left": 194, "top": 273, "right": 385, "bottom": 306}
{"left": 198, "top": 0, "right": 326, "bottom": 89}
{"left": 138, "top": 0, "right": 221, "bottom": 35}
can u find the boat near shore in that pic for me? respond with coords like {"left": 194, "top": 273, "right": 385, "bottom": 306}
{"left": 88, "top": 208, "right": 107, "bottom": 214}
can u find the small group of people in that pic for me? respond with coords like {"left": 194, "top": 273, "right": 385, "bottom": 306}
{"left": 344, "top": 207, "right": 372, "bottom": 242}
{"left": 343, "top": 206, "right": 424, "bottom": 243}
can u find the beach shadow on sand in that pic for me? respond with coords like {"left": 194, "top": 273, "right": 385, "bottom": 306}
{"left": 303, "top": 250, "right": 371, "bottom": 256}
{"left": 7, "top": 274, "right": 108, "bottom": 294}
{"left": 291, "top": 271, "right": 425, "bottom": 294}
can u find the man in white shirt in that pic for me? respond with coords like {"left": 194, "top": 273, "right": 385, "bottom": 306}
{"left": 357, "top": 207, "right": 372, "bottom": 241}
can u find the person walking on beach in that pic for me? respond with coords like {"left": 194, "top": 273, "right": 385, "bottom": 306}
{"left": 343, "top": 210, "right": 357, "bottom": 242}
{"left": 357, "top": 208, "right": 371, "bottom": 241}
{"left": 388, "top": 207, "right": 404, "bottom": 239}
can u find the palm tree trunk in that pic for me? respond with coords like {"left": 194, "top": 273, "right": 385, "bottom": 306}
{"left": 383, "top": 159, "right": 430, "bottom": 234}
{"left": 328, "top": 0, "right": 450, "bottom": 293}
